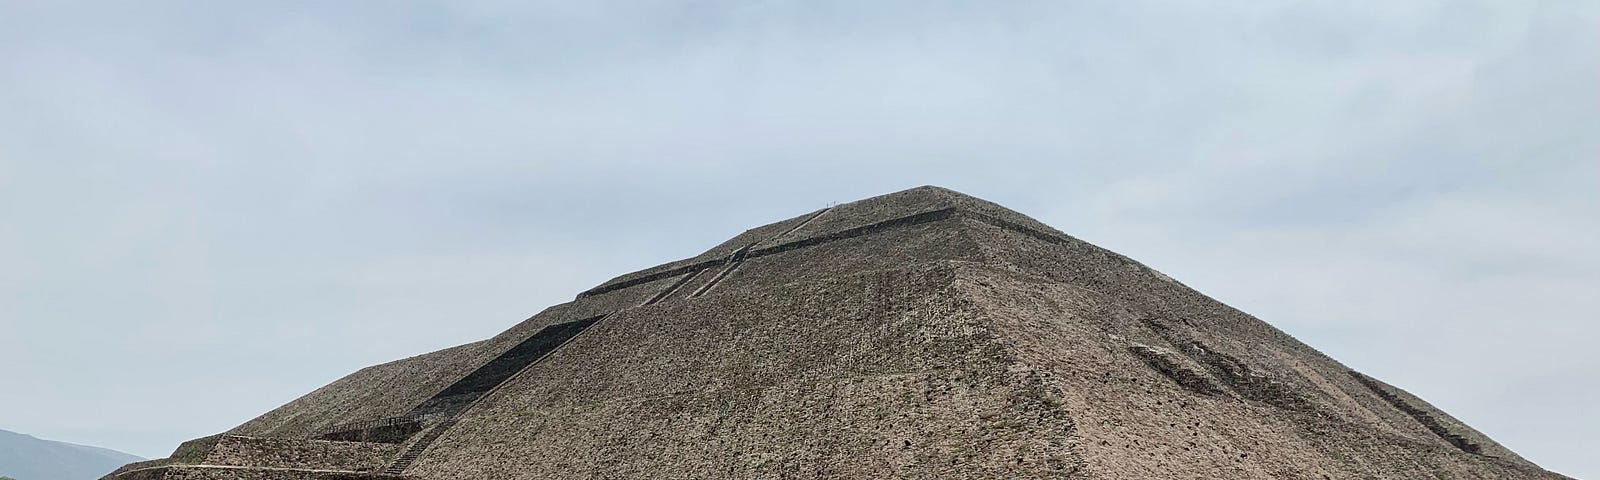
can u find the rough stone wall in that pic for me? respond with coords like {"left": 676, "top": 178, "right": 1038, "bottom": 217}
{"left": 116, "top": 466, "right": 404, "bottom": 480}
{"left": 105, "top": 459, "right": 181, "bottom": 479}
{"left": 203, "top": 436, "right": 396, "bottom": 471}
{"left": 713, "top": 219, "right": 982, "bottom": 299}
{"left": 953, "top": 264, "right": 1564, "bottom": 479}
{"left": 171, "top": 435, "right": 226, "bottom": 463}
{"left": 405, "top": 264, "right": 1086, "bottom": 479}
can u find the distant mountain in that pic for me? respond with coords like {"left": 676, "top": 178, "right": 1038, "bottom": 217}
{"left": 0, "top": 428, "right": 143, "bottom": 480}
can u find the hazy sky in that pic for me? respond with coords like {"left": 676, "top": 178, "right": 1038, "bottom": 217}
{"left": 2, "top": 1, "right": 1596, "bottom": 477}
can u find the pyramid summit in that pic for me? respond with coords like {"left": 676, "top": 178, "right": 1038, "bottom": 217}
{"left": 108, "top": 186, "right": 1567, "bottom": 479}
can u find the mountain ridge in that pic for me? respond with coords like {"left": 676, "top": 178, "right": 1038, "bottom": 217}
{"left": 0, "top": 428, "right": 143, "bottom": 480}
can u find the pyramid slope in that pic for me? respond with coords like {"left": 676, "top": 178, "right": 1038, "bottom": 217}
{"left": 107, "top": 186, "right": 1566, "bottom": 479}
{"left": 961, "top": 265, "right": 1548, "bottom": 478}
{"left": 228, "top": 269, "right": 684, "bottom": 439}
{"left": 960, "top": 218, "right": 1538, "bottom": 462}
{"left": 412, "top": 263, "right": 1080, "bottom": 478}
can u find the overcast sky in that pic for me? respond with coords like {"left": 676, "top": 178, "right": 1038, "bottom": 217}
{"left": 1, "top": 1, "right": 1595, "bottom": 477}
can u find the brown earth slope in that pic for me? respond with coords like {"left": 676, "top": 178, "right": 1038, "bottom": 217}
{"left": 107, "top": 186, "right": 1570, "bottom": 480}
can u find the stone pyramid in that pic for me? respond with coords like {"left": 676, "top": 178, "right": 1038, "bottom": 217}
{"left": 105, "top": 186, "right": 1569, "bottom": 479}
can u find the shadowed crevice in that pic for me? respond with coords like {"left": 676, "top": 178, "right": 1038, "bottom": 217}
{"left": 1349, "top": 371, "right": 1485, "bottom": 455}
{"left": 410, "top": 317, "right": 602, "bottom": 417}
{"left": 1129, "top": 343, "right": 1225, "bottom": 395}
{"left": 314, "top": 316, "right": 604, "bottom": 444}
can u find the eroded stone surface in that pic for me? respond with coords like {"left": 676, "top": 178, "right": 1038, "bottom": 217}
{"left": 108, "top": 186, "right": 1569, "bottom": 480}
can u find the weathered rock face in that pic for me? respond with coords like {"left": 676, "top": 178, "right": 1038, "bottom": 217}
{"left": 107, "top": 186, "right": 1570, "bottom": 479}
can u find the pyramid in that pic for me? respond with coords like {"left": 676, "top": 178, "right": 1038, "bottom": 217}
{"left": 106, "top": 186, "right": 1569, "bottom": 479}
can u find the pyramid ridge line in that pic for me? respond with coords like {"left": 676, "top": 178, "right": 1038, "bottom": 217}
{"left": 580, "top": 185, "right": 1063, "bottom": 293}
{"left": 579, "top": 205, "right": 1077, "bottom": 298}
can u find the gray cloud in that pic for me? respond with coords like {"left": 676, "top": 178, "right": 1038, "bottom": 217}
{"left": 2, "top": 1, "right": 1595, "bottom": 476}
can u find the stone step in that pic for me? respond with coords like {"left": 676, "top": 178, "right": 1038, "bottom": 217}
{"left": 106, "top": 464, "right": 408, "bottom": 480}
